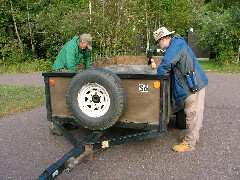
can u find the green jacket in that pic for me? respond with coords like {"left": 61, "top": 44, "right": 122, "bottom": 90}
{"left": 51, "top": 36, "right": 91, "bottom": 72}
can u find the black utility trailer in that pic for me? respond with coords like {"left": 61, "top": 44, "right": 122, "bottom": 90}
{"left": 39, "top": 56, "right": 186, "bottom": 180}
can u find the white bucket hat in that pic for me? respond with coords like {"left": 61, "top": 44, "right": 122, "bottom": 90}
{"left": 153, "top": 27, "right": 175, "bottom": 42}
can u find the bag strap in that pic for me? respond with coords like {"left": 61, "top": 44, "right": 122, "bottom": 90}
{"left": 192, "top": 58, "right": 196, "bottom": 72}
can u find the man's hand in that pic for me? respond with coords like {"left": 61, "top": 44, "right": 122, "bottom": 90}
{"left": 151, "top": 59, "right": 156, "bottom": 69}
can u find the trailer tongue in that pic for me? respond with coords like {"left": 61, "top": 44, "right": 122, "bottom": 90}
{"left": 38, "top": 126, "right": 162, "bottom": 180}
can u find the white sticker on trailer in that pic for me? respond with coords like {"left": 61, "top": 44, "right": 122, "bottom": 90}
{"left": 139, "top": 84, "right": 149, "bottom": 92}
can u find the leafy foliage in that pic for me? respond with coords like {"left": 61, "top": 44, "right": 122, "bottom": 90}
{"left": 193, "top": 0, "right": 240, "bottom": 63}
{"left": 0, "top": 0, "right": 239, "bottom": 69}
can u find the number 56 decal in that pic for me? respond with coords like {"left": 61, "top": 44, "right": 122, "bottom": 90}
{"left": 139, "top": 84, "right": 149, "bottom": 92}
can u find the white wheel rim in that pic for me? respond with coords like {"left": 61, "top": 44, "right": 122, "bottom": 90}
{"left": 77, "top": 83, "right": 110, "bottom": 118}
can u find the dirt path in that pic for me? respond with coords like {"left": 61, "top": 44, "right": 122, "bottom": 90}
{"left": 0, "top": 72, "right": 44, "bottom": 86}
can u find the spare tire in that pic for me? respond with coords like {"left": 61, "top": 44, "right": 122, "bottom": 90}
{"left": 66, "top": 67, "right": 127, "bottom": 130}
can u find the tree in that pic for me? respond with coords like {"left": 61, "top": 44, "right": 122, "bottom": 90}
{"left": 193, "top": 0, "right": 240, "bottom": 63}
{"left": 4, "top": 0, "right": 238, "bottom": 67}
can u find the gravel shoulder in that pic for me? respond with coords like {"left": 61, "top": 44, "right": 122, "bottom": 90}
{"left": 0, "top": 72, "right": 44, "bottom": 86}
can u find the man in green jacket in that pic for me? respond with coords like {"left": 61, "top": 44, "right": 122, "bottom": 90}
{"left": 50, "top": 34, "right": 92, "bottom": 135}
{"left": 51, "top": 34, "right": 92, "bottom": 72}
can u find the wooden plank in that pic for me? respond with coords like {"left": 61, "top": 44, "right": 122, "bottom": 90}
{"left": 50, "top": 77, "right": 72, "bottom": 117}
{"left": 119, "top": 79, "right": 160, "bottom": 124}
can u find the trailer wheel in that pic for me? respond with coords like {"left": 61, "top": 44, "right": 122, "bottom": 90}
{"left": 66, "top": 67, "right": 127, "bottom": 130}
{"left": 176, "top": 109, "right": 187, "bottom": 129}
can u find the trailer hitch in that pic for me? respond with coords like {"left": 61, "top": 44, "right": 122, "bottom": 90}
{"left": 38, "top": 126, "right": 161, "bottom": 180}
{"left": 66, "top": 144, "right": 93, "bottom": 172}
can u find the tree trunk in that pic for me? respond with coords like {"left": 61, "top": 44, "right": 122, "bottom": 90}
{"left": 102, "top": 0, "right": 105, "bottom": 57}
{"left": 238, "top": 45, "right": 240, "bottom": 63}
{"left": 10, "top": 0, "right": 22, "bottom": 44}
{"left": 89, "top": 1, "right": 92, "bottom": 24}
{"left": 145, "top": 2, "right": 150, "bottom": 53}
{"left": 27, "top": 1, "right": 34, "bottom": 53}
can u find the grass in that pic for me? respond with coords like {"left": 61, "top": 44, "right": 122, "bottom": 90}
{"left": 199, "top": 60, "right": 240, "bottom": 73}
{"left": 0, "top": 60, "right": 52, "bottom": 74}
{"left": 0, "top": 85, "right": 45, "bottom": 118}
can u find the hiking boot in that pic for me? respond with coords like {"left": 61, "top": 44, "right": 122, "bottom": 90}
{"left": 172, "top": 142, "right": 195, "bottom": 152}
{"left": 179, "top": 135, "right": 185, "bottom": 142}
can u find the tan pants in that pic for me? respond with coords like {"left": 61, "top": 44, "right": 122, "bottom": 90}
{"left": 183, "top": 87, "right": 206, "bottom": 147}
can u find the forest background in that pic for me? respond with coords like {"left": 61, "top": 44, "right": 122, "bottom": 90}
{"left": 0, "top": 0, "right": 240, "bottom": 73}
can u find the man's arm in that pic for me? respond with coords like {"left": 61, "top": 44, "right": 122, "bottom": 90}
{"left": 65, "top": 48, "right": 77, "bottom": 72}
{"left": 83, "top": 50, "right": 91, "bottom": 69}
{"left": 157, "top": 44, "right": 182, "bottom": 75}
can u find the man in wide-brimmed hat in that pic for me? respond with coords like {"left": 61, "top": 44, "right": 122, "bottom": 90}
{"left": 153, "top": 27, "right": 208, "bottom": 152}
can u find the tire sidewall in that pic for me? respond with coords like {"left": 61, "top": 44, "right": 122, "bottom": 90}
{"left": 67, "top": 68, "right": 126, "bottom": 130}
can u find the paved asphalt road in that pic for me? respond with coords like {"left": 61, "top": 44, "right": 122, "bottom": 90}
{"left": 0, "top": 72, "right": 239, "bottom": 180}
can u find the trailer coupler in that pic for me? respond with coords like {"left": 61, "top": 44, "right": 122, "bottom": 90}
{"left": 66, "top": 144, "right": 93, "bottom": 172}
